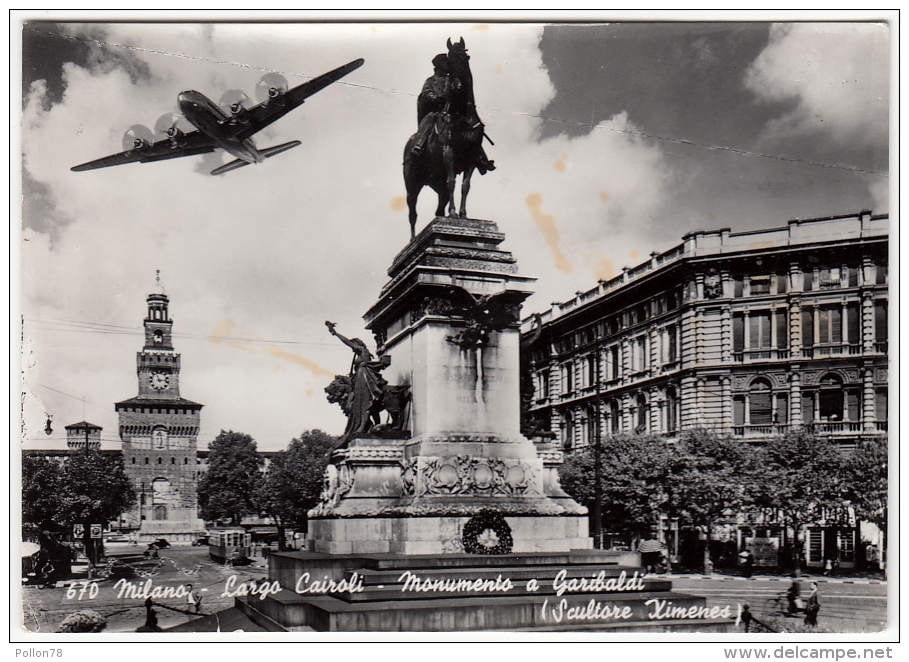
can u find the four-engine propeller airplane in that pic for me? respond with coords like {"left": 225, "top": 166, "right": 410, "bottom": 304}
{"left": 71, "top": 58, "right": 364, "bottom": 176}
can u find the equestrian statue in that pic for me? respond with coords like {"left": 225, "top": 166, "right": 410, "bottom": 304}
{"left": 403, "top": 38, "right": 496, "bottom": 238}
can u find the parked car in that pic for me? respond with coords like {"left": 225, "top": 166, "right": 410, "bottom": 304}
{"left": 150, "top": 538, "right": 171, "bottom": 549}
{"left": 191, "top": 536, "right": 209, "bottom": 546}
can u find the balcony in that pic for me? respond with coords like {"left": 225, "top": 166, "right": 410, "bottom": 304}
{"left": 874, "top": 342, "right": 888, "bottom": 354}
{"left": 732, "top": 424, "right": 791, "bottom": 438}
{"left": 732, "top": 349, "right": 791, "bottom": 363}
{"left": 808, "top": 421, "right": 863, "bottom": 434}
{"left": 804, "top": 343, "right": 862, "bottom": 358}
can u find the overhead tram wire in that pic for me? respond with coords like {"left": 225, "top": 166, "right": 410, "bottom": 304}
{"left": 24, "top": 316, "right": 336, "bottom": 348}
{"left": 24, "top": 25, "right": 887, "bottom": 179}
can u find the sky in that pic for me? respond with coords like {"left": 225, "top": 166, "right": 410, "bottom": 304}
{"left": 16, "top": 16, "right": 891, "bottom": 453}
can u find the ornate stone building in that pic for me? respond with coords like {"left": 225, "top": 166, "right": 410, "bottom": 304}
{"left": 115, "top": 277, "right": 205, "bottom": 541}
{"left": 524, "top": 211, "right": 888, "bottom": 567}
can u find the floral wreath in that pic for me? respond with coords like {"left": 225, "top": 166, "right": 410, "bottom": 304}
{"left": 462, "top": 509, "right": 513, "bottom": 555}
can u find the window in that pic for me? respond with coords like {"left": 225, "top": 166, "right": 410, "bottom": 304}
{"left": 634, "top": 394, "right": 649, "bottom": 433}
{"left": 750, "top": 277, "right": 771, "bottom": 296}
{"left": 157, "top": 457, "right": 162, "bottom": 464}
{"left": 874, "top": 302, "right": 888, "bottom": 344}
{"left": 819, "top": 267, "right": 841, "bottom": 289}
{"left": 776, "top": 309, "right": 788, "bottom": 349}
{"left": 560, "top": 411, "right": 574, "bottom": 450}
{"left": 585, "top": 355, "right": 597, "bottom": 388}
{"left": 733, "top": 277, "right": 744, "bottom": 298}
{"left": 662, "top": 325, "right": 678, "bottom": 363}
{"left": 606, "top": 345, "right": 621, "bottom": 380}
{"left": 749, "top": 312, "right": 772, "bottom": 349}
{"left": 560, "top": 363, "right": 574, "bottom": 394}
{"left": 609, "top": 399, "right": 621, "bottom": 433}
{"left": 818, "top": 374, "right": 844, "bottom": 421}
{"left": 537, "top": 370, "right": 550, "bottom": 400}
{"left": 153, "top": 505, "right": 167, "bottom": 521}
{"left": 775, "top": 393, "right": 789, "bottom": 425}
{"left": 802, "top": 308, "right": 814, "bottom": 348}
{"left": 875, "top": 264, "right": 887, "bottom": 284}
{"left": 818, "top": 307, "right": 842, "bottom": 345}
{"left": 876, "top": 388, "right": 888, "bottom": 421}
{"left": 144, "top": 457, "right": 149, "bottom": 465}
{"left": 631, "top": 336, "right": 648, "bottom": 373}
{"left": 665, "top": 388, "right": 679, "bottom": 433}
{"left": 131, "top": 457, "right": 135, "bottom": 464}
{"left": 749, "top": 380, "right": 773, "bottom": 425}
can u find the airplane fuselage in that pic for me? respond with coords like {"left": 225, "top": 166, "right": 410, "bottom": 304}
{"left": 178, "top": 91, "right": 263, "bottom": 164}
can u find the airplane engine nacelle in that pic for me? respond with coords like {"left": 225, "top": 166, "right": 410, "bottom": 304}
{"left": 122, "top": 125, "right": 154, "bottom": 152}
{"left": 255, "top": 73, "right": 289, "bottom": 104}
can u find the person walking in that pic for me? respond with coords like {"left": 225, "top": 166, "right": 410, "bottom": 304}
{"left": 804, "top": 582, "right": 820, "bottom": 627}
{"left": 186, "top": 584, "right": 202, "bottom": 615}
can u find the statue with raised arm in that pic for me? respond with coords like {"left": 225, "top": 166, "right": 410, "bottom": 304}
{"left": 325, "top": 321, "right": 396, "bottom": 449}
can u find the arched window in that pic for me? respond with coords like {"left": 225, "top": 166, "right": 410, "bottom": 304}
{"left": 818, "top": 373, "right": 844, "bottom": 421}
{"left": 153, "top": 505, "right": 167, "bottom": 521}
{"left": 749, "top": 379, "right": 773, "bottom": 426}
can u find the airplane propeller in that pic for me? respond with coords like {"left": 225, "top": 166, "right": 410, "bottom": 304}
{"left": 255, "top": 73, "right": 289, "bottom": 103}
{"left": 218, "top": 89, "right": 253, "bottom": 116}
{"left": 153, "top": 113, "right": 192, "bottom": 145}
{"left": 122, "top": 125, "right": 154, "bottom": 152}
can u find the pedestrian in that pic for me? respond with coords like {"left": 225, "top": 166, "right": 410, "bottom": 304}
{"left": 804, "top": 582, "right": 820, "bottom": 627}
{"left": 786, "top": 573, "right": 802, "bottom": 616}
{"left": 739, "top": 603, "right": 753, "bottom": 632}
{"left": 186, "top": 583, "right": 202, "bottom": 614}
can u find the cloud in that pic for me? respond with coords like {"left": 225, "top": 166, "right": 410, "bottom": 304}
{"left": 17, "top": 23, "right": 673, "bottom": 450}
{"left": 745, "top": 23, "right": 889, "bottom": 150}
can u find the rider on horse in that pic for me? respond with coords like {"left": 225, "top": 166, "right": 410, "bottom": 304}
{"left": 410, "top": 51, "right": 495, "bottom": 175}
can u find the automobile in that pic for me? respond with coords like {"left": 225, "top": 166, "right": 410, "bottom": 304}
{"left": 150, "top": 538, "right": 171, "bottom": 549}
{"left": 103, "top": 534, "right": 130, "bottom": 543}
{"left": 191, "top": 536, "right": 209, "bottom": 547}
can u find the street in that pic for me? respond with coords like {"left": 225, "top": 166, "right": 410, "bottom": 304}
{"left": 20, "top": 544, "right": 888, "bottom": 635}
{"left": 669, "top": 574, "right": 888, "bottom": 634}
{"left": 20, "top": 542, "right": 269, "bottom": 633}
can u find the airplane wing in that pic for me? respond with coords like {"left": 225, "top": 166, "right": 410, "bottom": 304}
{"left": 236, "top": 58, "right": 364, "bottom": 142}
{"left": 71, "top": 130, "right": 218, "bottom": 172}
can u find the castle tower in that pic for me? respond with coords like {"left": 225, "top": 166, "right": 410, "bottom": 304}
{"left": 116, "top": 273, "right": 204, "bottom": 541}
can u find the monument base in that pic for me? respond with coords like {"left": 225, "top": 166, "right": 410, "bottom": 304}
{"left": 232, "top": 550, "right": 734, "bottom": 632}
{"left": 308, "top": 514, "right": 591, "bottom": 555}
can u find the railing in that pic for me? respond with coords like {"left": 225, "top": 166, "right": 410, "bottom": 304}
{"left": 808, "top": 343, "right": 861, "bottom": 357}
{"left": 732, "top": 349, "right": 790, "bottom": 363}
{"left": 874, "top": 342, "right": 888, "bottom": 354}
{"left": 809, "top": 421, "right": 863, "bottom": 434}
{"left": 732, "top": 424, "right": 792, "bottom": 437}
{"left": 876, "top": 422, "right": 888, "bottom": 432}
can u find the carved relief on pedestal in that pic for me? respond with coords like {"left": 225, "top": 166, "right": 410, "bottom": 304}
{"left": 416, "top": 455, "right": 541, "bottom": 497}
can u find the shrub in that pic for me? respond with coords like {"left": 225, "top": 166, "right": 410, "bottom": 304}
{"left": 58, "top": 609, "right": 107, "bottom": 633}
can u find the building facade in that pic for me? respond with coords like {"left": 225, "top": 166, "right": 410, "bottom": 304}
{"left": 115, "top": 279, "right": 205, "bottom": 541}
{"left": 525, "top": 211, "right": 889, "bottom": 567}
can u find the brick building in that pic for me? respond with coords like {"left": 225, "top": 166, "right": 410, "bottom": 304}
{"left": 115, "top": 277, "right": 205, "bottom": 541}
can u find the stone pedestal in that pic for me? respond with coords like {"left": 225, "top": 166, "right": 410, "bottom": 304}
{"left": 307, "top": 217, "right": 590, "bottom": 555}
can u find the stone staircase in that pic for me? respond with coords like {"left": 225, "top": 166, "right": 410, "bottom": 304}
{"left": 233, "top": 550, "right": 733, "bottom": 632}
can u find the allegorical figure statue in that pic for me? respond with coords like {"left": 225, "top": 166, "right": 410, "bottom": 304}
{"left": 403, "top": 38, "right": 496, "bottom": 239}
{"left": 326, "top": 321, "right": 390, "bottom": 447}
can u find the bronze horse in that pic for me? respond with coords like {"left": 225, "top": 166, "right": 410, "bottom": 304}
{"left": 403, "top": 38, "right": 490, "bottom": 238}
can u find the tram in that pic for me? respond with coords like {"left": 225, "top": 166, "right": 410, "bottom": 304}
{"left": 208, "top": 529, "right": 251, "bottom": 565}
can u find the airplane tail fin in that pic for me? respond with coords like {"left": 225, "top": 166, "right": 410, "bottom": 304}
{"left": 210, "top": 140, "right": 302, "bottom": 175}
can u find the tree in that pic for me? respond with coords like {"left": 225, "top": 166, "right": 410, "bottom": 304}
{"left": 843, "top": 436, "right": 888, "bottom": 570}
{"left": 751, "top": 429, "right": 849, "bottom": 571}
{"left": 197, "top": 430, "right": 264, "bottom": 526}
{"left": 22, "top": 453, "right": 136, "bottom": 566}
{"left": 667, "top": 429, "right": 758, "bottom": 570}
{"left": 63, "top": 453, "right": 137, "bottom": 564}
{"left": 256, "top": 430, "right": 337, "bottom": 549}
{"left": 559, "top": 433, "right": 674, "bottom": 542}
{"left": 22, "top": 455, "right": 67, "bottom": 531}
